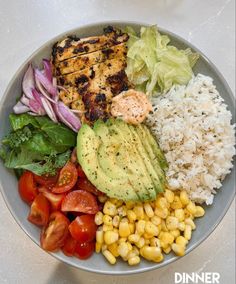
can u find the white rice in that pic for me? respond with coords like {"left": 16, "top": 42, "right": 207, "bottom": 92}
{"left": 146, "top": 74, "right": 235, "bottom": 204}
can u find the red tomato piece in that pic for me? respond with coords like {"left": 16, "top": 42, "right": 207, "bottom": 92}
{"left": 33, "top": 171, "right": 59, "bottom": 187}
{"left": 52, "top": 161, "right": 78, "bottom": 194}
{"left": 74, "top": 241, "right": 95, "bottom": 260}
{"left": 28, "top": 194, "right": 50, "bottom": 226}
{"left": 77, "top": 178, "right": 104, "bottom": 196}
{"left": 62, "top": 234, "right": 77, "bottom": 257}
{"left": 18, "top": 171, "right": 38, "bottom": 204}
{"left": 69, "top": 215, "right": 97, "bottom": 243}
{"left": 38, "top": 187, "right": 65, "bottom": 211}
{"left": 40, "top": 211, "right": 70, "bottom": 251}
{"left": 77, "top": 165, "right": 86, "bottom": 178}
{"left": 61, "top": 190, "right": 99, "bottom": 214}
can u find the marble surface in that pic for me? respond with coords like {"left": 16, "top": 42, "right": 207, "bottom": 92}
{"left": 0, "top": 0, "right": 235, "bottom": 283}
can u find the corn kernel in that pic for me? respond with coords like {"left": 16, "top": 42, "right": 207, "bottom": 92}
{"left": 140, "top": 246, "right": 162, "bottom": 261}
{"left": 119, "top": 222, "right": 131, "bottom": 238}
{"left": 118, "top": 237, "right": 127, "bottom": 244}
{"left": 143, "top": 214, "right": 150, "bottom": 221}
{"left": 153, "top": 253, "right": 164, "bottom": 263}
{"left": 102, "top": 244, "right": 107, "bottom": 252}
{"left": 96, "top": 230, "right": 104, "bottom": 244}
{"left": 161, "top": 220, "right": 168, "bottom": 232}
{"left": 195, "top": 206, "right": 205, "bottom": 217}
{"left": 103, "top": 215, "right": 113, "bottom": 226}
{"left": 170, "top": 196, "right": 183, "bottom": 209}
{"left": 127, "top": 250, "right": 137, "bottom": 259}
{"left": 178, "top": 222, "right": 186, "bottom": 231}
{"left": 172, "top": 243, "right": 185, "bottom": 256}
{"left": 186, "top": 201, "right": 197, "bottom": 215}
{"left": 104, "top": 231, "right": 119, "bottom": 245}
{"left": 95, "top": 212, "right": 104, "bottom": 225}
{"left": 185, "top": 218, "right": 196, "bottom": 230}
{"left": 128, "top": 234, "right": 140, "bottom": 243}
{"left": 125, "top": 201, "right": 136, "bottom": 209}
{"left": 143, "top": 232, "right": 154, "bottom": 239}
{"left": 129, "top": 223, "right": 135, "bottom": 234}
{"left": 164, "top": 189, "right": 175, "bottom": 203}
{"left": 145, "top": 221, "right": 159, "bottom": 237}
{"left": 163, "top": 245, "right": 171, "bottom": 254}
{"left": 103, "top": 201, "right": 117, "bottom": 216}
{"left": 154, "top": 207, "right": 169, "bottom": 219}
{"left": 145, "top": 238, "right": 151, "bottom": 245}
{"left": 170, "top": 229, "right": 180, "bottom": 239}
{"left": 127, "top": 210, "right": 137, "bottom": 223}
{"left": 120, "top": 217, "right": 129, "bottom": 223}
{"left": 150, "top": 237, "right": 161, "bottom": 247}
{"left": 118, "top": 242, "right": 129, "bottom": 258}
{"left": 151, "top": 216, "right": 162, "bottom": 226}
{"left": 184, "top": 225, "right": 192, "bottom": 240}
{"left": 102, "top": 224, "right": 113, "bottom": 232}
{"left": 180, "top": 191, "right": 190, "bottom": 206}
{"left": 95, "top": 242, "right": 102, "bottom": 253}
{"left": 133, "top": 205, "right": 144, "bottom": 220}
{"left": 136, "top": 237, "right": 145, "bottom": 248}
{"left": 144, "top": 203, "right": 154, "bottom": 218}
{"left": 112, "top": 215, "right": 120, "bottom": 228}
{"left": 128, "top": 256, "right": 140, "bottom": 266}
{"left": 136, "top": 220, "right": 146, "bottom": 235}
{"left": 98, "top": 195, "right": 108, "bottom": 203}
{"left": 103, "top": 250, "right": 116, "bottom": 264}
{"left": 107, "top": 242, "right": 119, "bottom": 257}
{"left": 155, "top": 197, "right": 168, "bottom": 209}
{"left": 175, "top": 209, "right": 185, "bottom": 222}
{"left": 176, "top": 236, "right": 188, "bottom": 247}
{"left": 127, "top": 242, "right": 133, "bottom": 251}
{"left": 110, "top": 198, "right": 123, "bottom": 207}
{"left": 132, "top": 246, "right": 140, "bottom": 256}
{"left": 117, "top": 206, "right": 127, "bottom": 217}
{"left": 159, "top": 232, "right": 175, "bottom": 245}
{"left": 166, "top": 216, "right": 179, "bottom": 231}
{"left": 184, "top": 209, "right": 194, "bottom": 219}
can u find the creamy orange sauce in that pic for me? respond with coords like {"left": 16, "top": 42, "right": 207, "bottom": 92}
{"left": 111, "top": 89, "right": 153, "bottom": 125}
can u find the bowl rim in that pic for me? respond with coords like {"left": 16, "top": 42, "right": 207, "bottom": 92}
{"left": 0, "top": 20, "right": 235, "bottom": 275}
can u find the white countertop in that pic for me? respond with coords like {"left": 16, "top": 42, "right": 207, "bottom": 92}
{"left": 0, "top": 0, "right": 235, "bottom": 283}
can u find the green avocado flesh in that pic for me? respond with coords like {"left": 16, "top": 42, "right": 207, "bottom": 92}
{"left": 77, "top": 119, "right": 168, "bottom": 202}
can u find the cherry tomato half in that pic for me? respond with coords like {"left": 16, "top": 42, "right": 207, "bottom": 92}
{"left": 69, "top": 215, "right": 97, "bottom": 243}
{"left": 28, "top": 194, "right": 50, "bottom": 226}
{"left": 18, "top": 171, "right": 38, "bottom": 204}
{"left": 77, "top": 178, "right": 104, "bottom": 196}
{"left": 74, "top": 241, "right": 95, "bottom": 260}
{"left": 33, "top": 171, "right": 59, "bottom": 187}
{"left": 40, "top": 211, "right": 70, "bottom": 251}
{"left": 38, "top": 187, "right": 65, "bottom": 211}
{"left": 52, "top": 162, "right": 78, "bottom": 194}
{"left": 61, "top": 190, "right": 99, "bottom": 214}
{"left": 62, "top": 234, "right": 77, "bottom": 257}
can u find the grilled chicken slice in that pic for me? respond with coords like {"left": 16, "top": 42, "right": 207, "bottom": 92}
{"left": 52, "top": 26, "right": 128, "bottom": 63}
{"left": 53, "top": 26, "right": 130, "bottom": 123}
{"left": 56, "top": 43, "right": 126, "bottom": 76}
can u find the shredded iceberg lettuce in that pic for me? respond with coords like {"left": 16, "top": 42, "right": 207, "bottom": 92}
{"left": 125, "top": 26, "right": 199, "bottom": 96}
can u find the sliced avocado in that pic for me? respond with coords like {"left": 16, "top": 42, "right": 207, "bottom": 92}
{"left": 128, "top": 124, "right": 164, "bottom": 194}
{"left": 93, "top": 120, "right": 126, "bottom": 179}
{"left": 110, "top": 119, "right": 156, "bottom": 201}
{"left": 136, "top": 124, "right": 166, "bottom": 186}
{"left": 142, "top": 125, "right": 168, "bottom": 170}
{"left": 77, "top": 124, "right": 138, "bottom": 201}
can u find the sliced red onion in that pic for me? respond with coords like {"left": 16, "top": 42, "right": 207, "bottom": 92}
{"left": 27, "top": 111, "right": 40, "bottom": 116}
{"left": 29, "top": 99, "right": 46, "bottom": 116}
{"left": 56, "top": 101, "right": 81, "bottom": 132}
{"left": 13, "top": 101, "right": 30, "bottom": 114}
{"left": 22, "top": 64, "right": 35, "bottom": 99}
{"left": 32, "top": 89, "right": 43, "bottom": 105}
{"left": 20, "top": 94, "right": 30, "bottom": 107}
{"left": 41, "top": 97, "right": 58, "bottom": 123}
{"left": 35, "top": 78, "right": 57, "bottom": 104}
{"left": 42, "top": 59, "right": 53, "bottom": 82}
{"left": 35, "top": 68, "right": 57, "bottom": 97}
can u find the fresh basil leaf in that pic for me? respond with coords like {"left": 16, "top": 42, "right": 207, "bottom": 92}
{"left": 35, "top": 116, "right": 76, "bottom": 147}
{"left": 9, "top": 113, "right": 39, "bottom": 131}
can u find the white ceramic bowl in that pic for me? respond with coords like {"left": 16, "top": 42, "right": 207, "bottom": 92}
{"left": 0, "top": 21, "right": 235, "bottom": 275}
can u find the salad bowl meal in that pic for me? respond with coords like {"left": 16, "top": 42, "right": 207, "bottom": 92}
{"left": 0, "top": 21, "right": 235, "bottom": 275}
